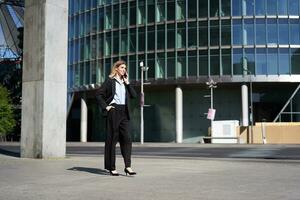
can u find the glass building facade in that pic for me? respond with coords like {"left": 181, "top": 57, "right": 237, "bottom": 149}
{"left": 67, "top": 0, "right": 300, "bottom": 142}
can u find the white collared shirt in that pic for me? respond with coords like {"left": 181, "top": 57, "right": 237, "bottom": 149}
{"left": 110, "top": 77, "right": 126, "bottom": 105}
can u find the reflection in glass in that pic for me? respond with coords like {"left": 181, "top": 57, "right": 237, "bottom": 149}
{"left": 176, "top": 0, "right": 186, "bottom": 20}
{"left": 233, "top": 20, "right": 242, "bottom": 45}
{"left": 256, "top": 49, "right": 267, "bottom": 75}
{"left": 278, "top": 19, "right": 288, "bottom": 44}
{"left": 137, "top": 1, "right": 145, "bottom": 24}
{"left": 188, "top": 22, "right": 197, "bottom": 48}
{"left": 177, "top": 23, "right": 186, "bottom": 48}
{"left": 221, "top": 20, "right": 231, "bottom": 45}
{"left": 167, "top": 52, "right": 176, "bottom": 78}
{"left": 267, "top": 19, "right": 277, "bottom": 44}
{"left": 156, "top": 53, "right": 165, "bottom": 78}
{"left": 221, "top": 0, "right": 231, "bottom": 16}
{"left": 157, "top": 25, "right": 165, "bottom": 50}
{"left": 267, "top": 0, "right": 277, "bottom": 15}
{"left": 289, "top": 0, "right": 299, "bottom": 15}
{"left": 233, "top": 48, "right": 243, "bottom": 75}
{"left": 210, "top": 20, "right": 219, "bottom": 46}
{"left": 113, "top": 5, "right": 119, "bottom": 28}
{"left": 256, "top": 19, "right": 266, "bottom": 45}
{"left": 278, "top": 0, "right": 288, "bottom": 15}
{"left": 210, "top": 49, "right": 219, "bottom": 75}
{"left": 91, "top": 10, "right": 97, "bottom": 33}
{"left": 105, "top": 7, "right": 112, "bottom": 29}
{"left": 199, "top": 21, "right": 208, "bottom": 47}
{"left": 105, "top": 32, "right": 111, "bottom": 56}
{"left": 244, "top": 19, "right": 254, "bottom": 45}
{"left": 120, "top": 30, "right": 127, "bottom": 54}
{"left": 245, "top": 48, "right": 255, "bottom": 74}
{"left": 267, "top": 48, "right": 278, "bottom": 74}
{"left": 129, "top": 28, "right": 136, "bottom": 53}
{"left": 222, "top": 49, "right": 231, "bottom": 75}
{"left": 188, "top": 51, "right": 197, "bottom": 76}
{"left": 232, "top": 0, "right": 242, "bottom": 16}
{"left": 148, "top": 0, "right": 155, "bottom": 23}
{"left": 177, "top": 51, "right": 186, "bottom": 77}
{"left": 210, "top": 0, "right": 219, "bottom": 17}
{"left": 167, "top": 24, "right": 175, "bottom": 49}
{"left": 121, "top": 3, "right": 128, "bottom": 27}
{"left": 156, "top": 0, "right": 165, "bottom": 22}
{"left": 290, "top": 19, "right": 300, "bottom": 45}
{"left": 199, "top": 50, "right": 208, "bottom": 75}
{"left": 291, "top": 48, "right": 300, "bottom": 74}
{"left": 255, "top": 0, "right": 266, "bottom": 15}
{"left": 245, "top": 0, "right": 254, "bottom": 16}
{"left": 279, "top": 48, "right": 290, "bottom": 74}
{"left": 98, "top": 8, "right": 104, "bottom": 31}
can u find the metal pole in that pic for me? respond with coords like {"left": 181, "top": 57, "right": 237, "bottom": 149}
{"left": 140, "top": 62, "right": 144, "bottom": 144}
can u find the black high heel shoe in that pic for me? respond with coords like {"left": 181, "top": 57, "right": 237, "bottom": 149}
{"left": 109, "top": 170, "right": 119, "bottom": 176}
{"left": 124, "top": 167, "right": 137, "bottom": 176}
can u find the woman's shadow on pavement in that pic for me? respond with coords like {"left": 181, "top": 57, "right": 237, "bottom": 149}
{"left": 67, "top": 167, "right": 109, "bottom": 176}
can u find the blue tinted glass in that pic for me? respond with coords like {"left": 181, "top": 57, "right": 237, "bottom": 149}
{"left": 290, "top": 19, "right": 300, "bottom": 44}
{"left": 278, "top": 0, "right": 288, "bottom": 15}
{"left": 267, "top": 0, "right": 277, "bottom": 15}
{"left": 232, "top": 0, "right": 242, "bottom": 16}
{"left": 233, "top": 48, "right": 243, "bottom": 74}
{"left": 233, "top": 20, "right": 242, "bottom": 45}
{"left": 256, "top": 19, "right": 266, "bottom": 44}
{"left": 244, "top": 19, "right": 254, "bottom": 45}
{"left": 291, "top": 48, "right": 300, "bottom": 74}
{"left": 256, "top": 49, "right": 267, "bottom": 74}
{"left": 289, "top": 0, "right": 299, "bottom": 15}
{"left": 267, "top": 48, "right": 278, "bottom": 74}
{"left": 246, "top": 0, "right": 254, "bottom": 15}
{"left": 245, "top": 48, "right": 255, "bottom": 74}
{"left": 267, "top": 19, "right": 277, "bottom": 44}
{"left": 278, "top": 19, "right": 289, "bottom": 44}
{"left": 279, "top": 48, "right": 290, "bottom": 74}
{"left": 255, "top": 0, "right": 266, "bottom": 15}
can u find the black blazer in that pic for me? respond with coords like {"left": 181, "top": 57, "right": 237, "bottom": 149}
{"left": 95, "top": 78, "right": 137, "bottom": 119}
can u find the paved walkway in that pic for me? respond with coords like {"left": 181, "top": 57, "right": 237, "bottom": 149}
{"left": 1, "top": 143, "right": 300, "bottom": 200}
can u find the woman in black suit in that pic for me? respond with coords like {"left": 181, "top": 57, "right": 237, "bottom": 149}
{"left": 96, "top": 60, "right": 137, "bottom": 176}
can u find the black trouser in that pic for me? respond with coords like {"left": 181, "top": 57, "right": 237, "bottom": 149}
{"left": 105, "top": 104, "right": 132, "bottom": 170}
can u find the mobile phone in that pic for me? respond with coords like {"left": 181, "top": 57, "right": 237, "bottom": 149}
{"left": 123, "top": 71, "right": 128, "bottom": 79}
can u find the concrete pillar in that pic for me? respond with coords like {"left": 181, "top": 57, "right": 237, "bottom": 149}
{"left": 80, "top": 97, "right": 87, "bottom": 142}
{"left": 241, "top": 84, "right": 249, "bottom": 126}
{"left": 176, "top": 86, "right": 183, "bottom": 143}
{"left": 21, "top": 0, "right": 68, "bottom": 158}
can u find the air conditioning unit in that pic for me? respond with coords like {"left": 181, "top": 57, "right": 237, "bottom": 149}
{"left": 211, "top": 120, "right": 239, "bottom": 144}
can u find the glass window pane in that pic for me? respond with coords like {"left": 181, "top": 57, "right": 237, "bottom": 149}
{"left": 210, "top": 20, "right": 219, "bottom": 46}
{"left": 97, "top": 33, "right": 103, "bottom": 58}
{"left": 267, "top": 48, "right": 278, "bottom": 74}
{"left": 232, "top": 0, "right": 242, "bottom": 16}
{"left": 278, "top": 0, "right": 288, "bottom": 15}
{"left": 167, "top": 0, "right": 175, "bottom": 20}
{"left": 244, "top": 19, "right": 254, "bottom": 45}
{"left": 138, "top": 27, "right": 145, "bottom": 51}
{"left": 233, "top": 19, "right": 242, "bottom": 45}
{"left": 210, "top": 0, "right": 219, "bottom": 17}
{"left": 245, "top": 0, "right": 254, "bottom": 16}
{"left": 210, "top": 49, "right": 220, "bottom": 75}
{"left": 157, "top": 25, "right": 165, "bottom": 50}
{"left": 291, "top": 48, "right": 300, "bottom": 74}
{"left": 188, "top": 22, "right": 197, "bottom": 48}
{"left": 85, "top": 12, "right": 91, "bottom": 35}
{"left": 177, "top": 22, "right": 186, "bottom": 48}
{"left": 188, "top": 0, "right": 197, "bottom": 18}
{"left": 91, "top": 10, "right": 97, "bottom": 33}
{"left": 167, "top": 24, "right": 175, "bottom": 49}
{"left": 113, "top": 31, "right": 119, "bottom": 55}
{"left": 129, "top": 28, "right": 136, "bottom": 53}
{"left": 188, "top": 51, "right": 197, "bottom": 76}
{"left": 91, "top": 35, "right": 97, "bottom": 59}
{"left": 113, "top": 5, "right": 119, "bottom": 28}
{"left": 233, "top": 48, "right": 243, "bottom": 75}
{"left": 137, "top": 0, "right": 145, "bottom": 24}
{"left": 177, "top": 51, "right": 186, "bottom": 77}
{"left": 147, "top": 53, "right": 155, "bottom": 79}
{"left": 267, "top": 19, "right": 277, "bottom": 44}
{"left": 279, "top": 48, "right": 290, "bottom": 74}
{"left": 221, "top": 0, "right": 231, "bottom": 16}
{"left": 255, "top": 0, "right": 266, "bottom": 15}
{"left": 105, "top": 7, "right": 112, "bottom": 29}
{"left": 85, "top": 62, "right": 90, "bottom": 84}
{"left": 167, "top": 52, "right": 176, "bottom": 78}
{"left": 98, "top": 8, "right": 104, "bottom": 31}
{"left": 129, "top": 55, "right": 137, "bottom": 80}
{"left": 289, "top": 0, "right": 299, "bottom": 15}
{"left": 156, "top": 53, "right": 165, "bottom": 78}
{"left": 80, "top": 14, "right": 85, "bottom": 36}
{"left": 156, "top": 0, "right": 165, "bottom": 22}
{"left": 290, "top": 19, "right": 300, "bottom": 45}
{"left": 256, "top": 19, "right": 266, "bottom": 45}
{"left": 80, "top": 63, "right": 84, "bottom": 85}
{"left": 121, "top": 3, "right": 128, "bottom": 28}
{"left": 222, "top": 49, "right": 231, "bottom": 75}
{"left": 199, "top": 21, "right": 208, "bottom": 47}
{"left": 148, "top": 26, "right": 155, "bottom": 51}
{"left": 199, "top": 1, "right": 208, "bottom": 18}
{"left": 176, "top": 0, "right": 186, "bottom": 20}
{"left": 199, "top": 50, "right": 208, "bottom": 75}
{"left": 256, "top": 48, "right": 267, "bottom": 74}
{"left": 245, "top": 48, "right": 255, "bottom": 74}
{"left": 130, "top": 1, "right": 136, "bottom": 25}
{"left": 278, "top": 19, "right": 288, "bottom": 44}
{"left": 148, "top": 0, "right": 155, "bottom": 23}
{"left": 267, "top": 0, "right": 277, "bottom": 15}
{"left": 105, "top": 32, "right": 111, "bottom": 56}
{"left": 120, "top": 30, "right": 127, "bottom": 53}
